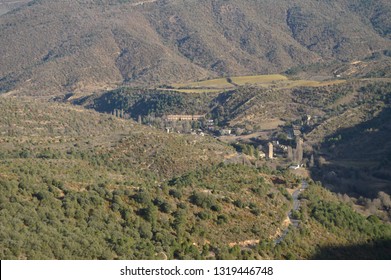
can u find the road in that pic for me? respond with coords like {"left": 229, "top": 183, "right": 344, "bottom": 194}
{"left": 130, "top": 0, "right": 159, "bottom": 7}
{"left": 275, "top": 180, "right": 308, "bottom": 244}
{"left": 228, "top": 180, "right": 308, "bottom": 249}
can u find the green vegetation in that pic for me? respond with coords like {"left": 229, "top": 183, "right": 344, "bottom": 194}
{"left": 269, "top": 184, "right": 391, "bottom": 260}
{"left": 75, "top": 78, "right": 391, "bottom": 200}
{"left": 75, "top": 88, "right": 216, "bottom": 118}
{"left": 0, "top": 97, "right": 390, "bottom": 260}
{"left": 171, "top": 74, "right": 288, "bottom": 90}
{"left": 1, "top": 0, "right": 391, "bottom": 261}
{"left": 308, "top": 82, "right": 391, "bottom": 198}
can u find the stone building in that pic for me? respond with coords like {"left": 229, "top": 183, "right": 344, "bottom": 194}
{"left": 165, "top": 115, "right": 204, "bottom": 121}
{"left": 268, "top": 142, "right": 274, "bottom": 159}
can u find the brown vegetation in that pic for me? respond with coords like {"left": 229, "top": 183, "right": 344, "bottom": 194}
{"left": 1, "top": 0, "right": 390, "bottom": 96}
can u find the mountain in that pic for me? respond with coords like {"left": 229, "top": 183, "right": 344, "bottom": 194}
{"left": 0, "top": 0, "right": 390, "bottom": 96}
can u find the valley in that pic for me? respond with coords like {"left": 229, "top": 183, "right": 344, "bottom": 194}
{"left": 0, "top": 0, "right": 391, "bottom": 260}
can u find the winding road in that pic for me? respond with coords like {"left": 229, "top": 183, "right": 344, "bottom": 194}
{"left": 229, "top": 180, "right": 309, "bottom": 248}
{"left": 275, "top": 180, "right": 308, "bottom": 244}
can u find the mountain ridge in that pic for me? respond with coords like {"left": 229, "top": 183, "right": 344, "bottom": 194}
{"left": 1, "top": 0, "right": 390, "bottom": 96}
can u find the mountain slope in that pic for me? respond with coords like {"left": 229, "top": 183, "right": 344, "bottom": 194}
{"left": 0, "top": 0, "right": 30, "bottom": 15}
{"left": 0, "top": 0, "right": 390, "bottom": 96}
{"left": 0, "top": 98, "right": 389, "bottom": 260}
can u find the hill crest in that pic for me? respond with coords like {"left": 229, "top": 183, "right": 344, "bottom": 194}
{"left": 0, "top": 0, "right": 390, "bottom": 96}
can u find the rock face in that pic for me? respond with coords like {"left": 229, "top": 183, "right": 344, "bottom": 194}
{"left": 0, "top": 0, "right": 390, "bottom": 96}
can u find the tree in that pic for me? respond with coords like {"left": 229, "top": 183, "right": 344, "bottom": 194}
{"left": 143, "top": 203, "right": 158, "bottom": 227}
{"left": 317, "top": 156, "right": 326, "bottom": 168}
{"left": 287, "top": 146, "right": 293, "bottom": 160}
{"left": 295, "top": 137, "right": 303, "bottom": 164}
{"left": 254, "top": 148, "right": 260, "bottom": 160}
{"left": 182, "top": 121, "right": 191, "bottom": 133}
{"left": 378, "top": 192, "right": 391, "bottom": 210}
{"left": 309, "top": 154, "right": 315, "bottom": 168}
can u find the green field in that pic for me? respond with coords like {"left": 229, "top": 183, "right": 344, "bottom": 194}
{"left": 172, "top": 74, "right": 287, "bottom": 89}
{"left": 171, "top": 78, "right": 232, "bottom": 89}
{"left": 231, "top": 74, "right": 288, "bottom": 85}
{"left": 158, "top": 88, "right": 224, "bottom": 94}
{"left": 169, "top": 74, "right": 345, "bottom": 92}
{"left": 280, "top": 79, "right": 346, "bottom": 89}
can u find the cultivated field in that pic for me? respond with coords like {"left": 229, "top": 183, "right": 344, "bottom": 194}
{"left": 169, "top": 74, "right": 346, "bottom": 93}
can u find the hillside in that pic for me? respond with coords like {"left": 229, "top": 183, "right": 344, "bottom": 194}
{"left": 1, "top": 96, "right": 390, "bottom": 260}
{"left": 1, "top": 0, "right": 390, "bottom": 96}
{"left": 0, "top": 97, "right": 234, "bottom": 184}
{"left": 73, "top": 74, "right": 391, "bottom": 202}
{"left": 0, "top": 0, "right": 29, "bottom": 15}
{"left": 1, "top": 0, "right": 391, "bottom": 261}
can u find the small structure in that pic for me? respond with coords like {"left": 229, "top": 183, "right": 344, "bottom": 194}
{"left": 289, "top": 165, "right": 300, "bottom": 170}
{"left": 304, "top": 115, "right": 311, "bottom": 125}
{"left": 220, "top": 129, "right": 232, "bottom": 136}
{"left": 268, "top": 142, "right": 274, "bottom": 159}
{"left": 165, "top": 115, "right": 205, "bottom": 121}
{"left": 258, "top": 151, "right": 266, "bottom": 159}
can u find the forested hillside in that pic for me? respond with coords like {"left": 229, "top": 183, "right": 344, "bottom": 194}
{"left": 1, "top": 0, "right": 391, "bottom": 261}
{"left": 0, "top": 98, "right": 390, "bottom": 259}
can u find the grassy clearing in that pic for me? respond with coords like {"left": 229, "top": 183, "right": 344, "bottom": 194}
{"left": 231, "top": 74, "right": 287, "bottom": 85}
{"left": 172, "top": 78, "right": 232, "bottom": 89}
{"left": 157, "top": 88, "right": 225, "bottom": 94}
{"left": 281, "top": 79, "right": 346, "bottom": 89}
{"left": 258, "top": 119, "right": 286, "bottom": 130}
{"left": 172, "top": 74, "right": 289, "bottom": 89}
{"left": 171, "top": 74, "right": 345, "bottom": 92}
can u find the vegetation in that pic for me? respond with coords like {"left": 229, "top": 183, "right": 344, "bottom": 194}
{"left": 1, "top": 0, "right": 390, "bottom": 95}
{"left": 308, "top": 82, "right": 391, "bottom": 198}
{"left": 1, "top": 90, "right": 391, "bottom": 260}
{"left": 1, "top": 0, "right": 391, "bottom": 261}
{"left": 269, "top": 184, "right": 391, "bottom": 260}
{"left": 74, "top": 88, "right": 216, "bottom": 118}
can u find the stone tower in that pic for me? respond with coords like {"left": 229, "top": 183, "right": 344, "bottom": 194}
{"left": 268, "top": 142, "right": 273, "bottom": 159}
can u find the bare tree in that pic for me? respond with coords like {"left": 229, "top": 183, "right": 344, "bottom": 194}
{"left": 296, "top": 137, "right": 303, "bottom": 164}
{"left": 287, "top": 146, "right": 293, "bottom": 160}
{"left": 379, "top": 192, "right": 391, "bottom": 210}
{"left": 309, "top": 154, "right": 315, "bottom": 168}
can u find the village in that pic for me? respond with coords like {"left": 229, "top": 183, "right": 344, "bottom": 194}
{"left": 108, "top": 107, "right": 315, "bottom": 172}
{"left": 160, "top": 114, "right": 311, "bottom": 171}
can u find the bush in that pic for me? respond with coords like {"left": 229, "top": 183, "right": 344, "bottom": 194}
{"left": 217, "top": 214, "right": 228, "bottom": 224}
{"left": 169, "top": 189, "right": 182, "bottom": 199}
{"left": 233, "top": 199, "right": 246, "bottom": 208}
{"left": 190, "top": 192, "right": 216, "bottom": 209}
{"left": 210, "top": 203, "right": 220, "bottom": 212}
{"left": 196, "top": 211, "right": 211, "bottom": 220}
